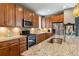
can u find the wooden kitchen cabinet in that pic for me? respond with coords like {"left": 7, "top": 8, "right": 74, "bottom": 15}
{"left": 16, "top": 5, "right": 24, "bottom": 27}
{"left": 0, "top": 41, "right": 9, "bottom": 56}
{"left": 0, "top": 37, "right": 27, "bottom": 56}
{"left": 36, "top": 33, "right": 52, "bottom": 44}
{"left": 19, "top": 37, "right": 27, "bottom": 54}
{"left": 5, "top": 4, "right": 16, "bottom": 26}
{"left": 0, "top": 46, "right": 10, "bottom": 56}
{"left": 50, "top": 13, "right": 64, "bottom": 23}
{"left": 33, "top": 14, "right": 39, "bottom": 28}
{"left": 45, "top": 33, "right": 52, "bottom": 39}
{"left": 45, "top": 33, "right": 49, "bottom": 39}
{"left": 36, "top": 34, "right": 42, "bottom": 44}
{"left": 50, "top": 16, "right": 57, "bottom": 22}
{"left": 24, "top": 9, "right": 28, "bottom": 19}
{"left": 9, "top": 44, "right": 19, "bottom": 56}
{"left": 42, "top": 17, "right": 51, "bottom": 28}
{"left": 28, "top": 11, "right": 33, "bottom": 20}
{"left": 9, "top": 39, "right": 19, "bottom": 56}
{"left": 0, "top": 3, "right": 16, "bottom": 27}
{"left": 24, "top": 8, "right": 33, "bottom": 21}
{"left": 59, "top": 14, "right": 64, "bottom": 22}
{"left": 45, "top": 17, "right": 51, "bottom": 28}
{"left": 0, "top": 4, "right": 5, "bottom": 26}
{"left": 36, "top": 34, "right": 45, "bottom": 44}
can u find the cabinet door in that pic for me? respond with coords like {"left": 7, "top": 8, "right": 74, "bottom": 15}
{"left": 44, "top": 33, "right": 47, "bottom": 40}
{"left": 19, "top": 38, "right": 27, "bottom": 55}
{"left": 9, "top": 44, "right": 19, "bottom": 56}
{"left": 45, "top": 17, "right": 51, "bottom": 28}
{"left": 59, "top": 14, "right": 64, "bottom": 22}
{"left": 20, "top": 44, "right": 26, "bottom": 54}
{"left": 42, "top": 17, "right": 51, "bottom": 28}
{"left": 0, "top": 4, "right": 5, "bottom": 26}
{"left": 36, "top": 34, "right": 45, "bottom": 44}
{"left": 33, "top": 15, "right": 39, "bottom": 28}
{"left": 36, "top": 35, "right": 41, "bottom": 44}
{"left": 28, "top": 11, "right": 33, "bottom": 20}
{"left": 5, "top": 4, "right": 16, "bottom": 26}
{"left": 0, "top": 46, "right": 9, "bottom": 56}
{"left": 24, "top": 9, "right": 29, "bottom": 19}
{"left": 16, "top": 5, "right": 24, "bottom": 27}
{"left": 42, "top": 34, "right": 45, "bottom": 41}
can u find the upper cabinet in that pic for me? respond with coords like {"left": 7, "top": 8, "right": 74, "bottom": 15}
{"left": 59, "top": 14, "right": 64, "bottom": 22}
{"left": 28, "top": 11, "right": 33, "bottom": 20}
{"left": 24, "top": 9, "right": 33, "bottom": 21}
{"left": 51, "top": 13, "right": 64, "bottom": 23}
{"left": 5, "top": 4, "right": 16, "bottom": 27}
{"left": 0, "top": 3, "right": 37, "bottom": 27}
{"left": 24, "top": 9, "right": 28, "bottom": 20}
{"left": 42, "top": 17, "right": 51, "bottom": 28}
{"left": 16, "top": 5, "right": 24, "bottom": 27}
{"left": 45, "top": 17, "right": 51, "bottom": 28}
{"left": 42, "top": 13, "right": 64, "bottom": 28}
{"left": 0, "top": 4, "right": 5, "bottom": 26}
{"left": 33, "top": 14, "right": 39, "bottom": 28}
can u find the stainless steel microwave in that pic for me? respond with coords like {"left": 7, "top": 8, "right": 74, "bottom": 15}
{"left": 22, "top": 19, "right": 32, "bottom": 28}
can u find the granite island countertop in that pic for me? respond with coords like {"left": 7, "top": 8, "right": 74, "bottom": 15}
{"left": 22, "top": 35, "right": 79, "bottom": 56}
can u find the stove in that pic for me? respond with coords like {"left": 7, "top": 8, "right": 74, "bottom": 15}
{"left": 21, "top": 30, "right": 36, "bottom": 48}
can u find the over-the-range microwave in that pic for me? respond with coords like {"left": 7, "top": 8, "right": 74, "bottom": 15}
{"left": 22, "top": 19, "right": 32, "bottom": 28}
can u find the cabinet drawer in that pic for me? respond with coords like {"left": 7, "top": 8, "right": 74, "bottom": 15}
{"left": 0, "top": 41, "right": 9, "bottom": 48}
{"left": 20, "top": 41, "right": 26, "bottom": 44}
{"left": 20, "top": 44, "right": 26, "bottom": 48}
{"left": 9, "top": 39, "right": 19, "bottom": 45}
{"left": 20, "top": 46, "right": 26, "bottom": 53}
{"left": 20, "top": 38, "right": 26, "bottom": 42}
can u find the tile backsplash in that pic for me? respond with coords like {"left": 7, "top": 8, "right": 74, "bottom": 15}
{"left": 0, "top": 27, "right": 52, "bottom": 37}
{"left": 30, "top": 28, "right": 52, "bottom": 34}
{"left": 0, "top": 27, "right": 21, "bottom": 37}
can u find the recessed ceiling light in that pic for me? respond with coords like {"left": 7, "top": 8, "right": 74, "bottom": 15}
{"left": 48, "top": 9, "right": 50, "bottom": 12}
{"left": 63, "top": 5, "right": 66, "bottom": 9}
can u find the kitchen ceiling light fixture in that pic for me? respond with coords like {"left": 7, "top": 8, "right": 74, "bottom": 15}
{"left": 73, "top": 3, "right": 79, "bottom": 17}
{"left": 63, "top": 5, "right": 67, "bottom": 9}
{"left": 48, "top": 9, "right": 50, "bottom": 12}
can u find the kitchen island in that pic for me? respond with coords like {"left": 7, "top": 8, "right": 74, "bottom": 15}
{"left": 22, "top": 35, "right": 79, "bottom": 56}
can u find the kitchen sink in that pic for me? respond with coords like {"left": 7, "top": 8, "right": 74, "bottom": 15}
{"left": 48, "top": 38, "right": 63, "bottom": 44}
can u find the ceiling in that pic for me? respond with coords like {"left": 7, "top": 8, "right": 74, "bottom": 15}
{"left": 20, "top": 3, "right": 76, "bottom": 16}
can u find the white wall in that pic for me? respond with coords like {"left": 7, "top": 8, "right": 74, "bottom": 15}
{"left": 39, "top": 16, "right": 42, "bottom": 29}
{"left": 64, "top": 8, "right": 75, "bottom": 24}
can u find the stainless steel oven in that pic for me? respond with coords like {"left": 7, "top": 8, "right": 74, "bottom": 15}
{"left": 21, "top": 30, "right": 36, "bottom": 48}
{"left": 28, "top": 34, "right": 36, "bottom": 47}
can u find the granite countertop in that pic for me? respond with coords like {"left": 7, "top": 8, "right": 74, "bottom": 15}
{"left": 30, "top": 32, "right": 52, "bottom": 35}
{"left": 0, "top": 35, "right": 27, "bottom": 42}
{"left": 22, "top": 35, "right": 79, "bottom": 56}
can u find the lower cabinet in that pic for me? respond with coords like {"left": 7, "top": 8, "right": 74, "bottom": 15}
{"left": 19, "top": 37, "right": 27, "bottom": 55}
{"left": 36, "top": 33, "right": 52, "bottom": 44}
{"left": 0, "top": 37, "right": 27, "bottom": 56}
{"left": 45, "top": 33, "right": 52, "bottom": 39}
{"left": 36, "top": 34, "right": 45, "bottom": 44}
{"left": 0, "top": 46, "right": 9, "bottom": 56}
{"left": 9, "top": 44, "right": 19, "bottom": 56}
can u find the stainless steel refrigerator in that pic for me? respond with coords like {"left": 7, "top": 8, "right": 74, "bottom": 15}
{"left": 52, "top": 22, "right": 64, "bottom": 35}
